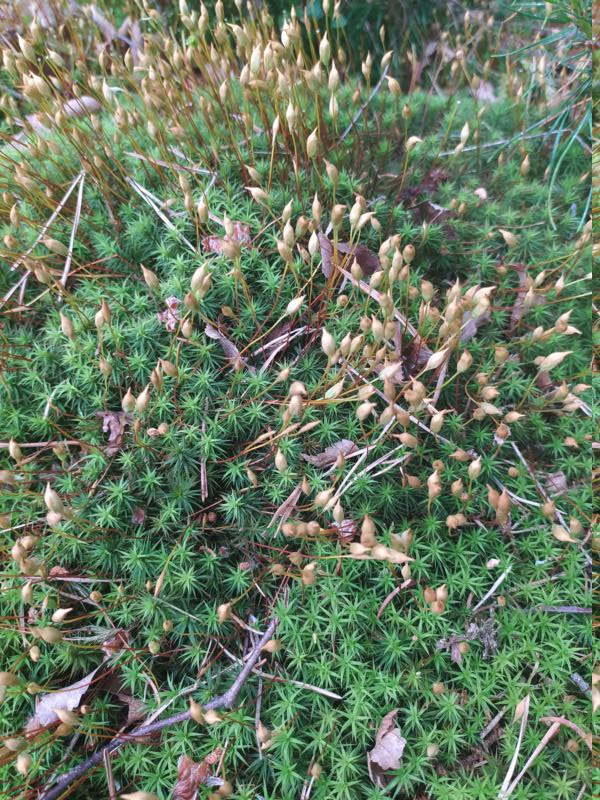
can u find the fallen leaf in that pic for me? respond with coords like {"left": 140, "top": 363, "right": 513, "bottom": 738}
{"left": 301, "top": 439, "right": 357, "bottom": 468}
{"left": 26, "top": 668, "right": 100, "bottom": 732}
{"left": 157, "top": 296, "right": 181, "bottom": 332}
{"left": 402, "top": 333, "right": 434, "bottom": 378}
{"left": 399, "top": 167, "right": 450, "bottom": 206}
{"left": 367, "top": 709, "right": 406, "bottom": 788}
{"left": 318, "top": 233, "right": 380, "bottom": 279}
{"left": 87, "top": 4, "right": 117, "bottom": 42}
{"left": 508, "top": 263, "right": 528, "bottom": 329}
{"left": 544, "top": 471, "right": 567, "bottom": 496}
{"left": 472, "top": 80, "right": 498, "bottom": 104}
{"left": 409, "top": 201, "right": 454, "bottom": 232}
{"left": 96, "top": 410, "right": 132, "bottom": 455}
{"left": 101, "top": 629, "right": 130, "bottom": 657}
{"left": 131, "top": 507, "right": 146, "bottom": 525}
{"left": 202, "top": 221, "right": 251, "bottom": 254}
{"left": 507, "top": 264, "right": 544, "bottom": 330}
{"left": 461, "top": 308, "right": 491, "bottom": 342}
{"left": 173, "top": 750, "right": 223, "bottom": 800}
{"left": 205, "top": 323, "right": 255, "bottom": 373}
{"left": 336, "top": 241, "right": 380, "bottom": 274}
{"left": 333, "top": 518, "right": 357, "bottom": 544}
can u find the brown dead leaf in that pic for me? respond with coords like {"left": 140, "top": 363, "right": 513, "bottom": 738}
{"left": 132, "top": 507, "right": 146, "bottom": 525}
{"left": 367, "top": 709, "right": 406, "bottom": 788}
{"left": 508, "top": 263, "right": 528, "bottom": 330}
{"left": 409, "top": 201, "right": 454, "bottom": 228}
{"left": 461, "top": 308, "right": 491, "bottom": 342}
{"left": 333, "top": 518, "right": 357, "bottom": 544}
{"left": 48, "top": 566, "right": 73, "bottom": 578}
{"left": 26, "top": 667, "right": 101, "bottom": 732}
{"left": 536, "top": 371, "right": 554, "bottom": 392}
{"left": 402, "top": 333, "right": 434, "bottom": 378}
{"left": 544, "top": 471, "right": 568, "bottom": 496}
{"left": 205, "top": 323, "right": 255, "bottom": 373}
{"left": 86, "top": 4, "right": 117, "bottom": 42}
{"left": 318, "top": 233, "right": 380, "bottom": 279}
{"left": 399, "top": 168, "right": 450, "bottom": 206}
{"left": 301, "top": 439, "right": 357, "bottom": 468}
{"left": 507, "top": 264, "right": 545, "bottom": 331}
{"left": 101, "top": 629, "right": 130, "bottom": 657}
{"left": 96, "top": 410, "right": 132, "bottom": 455}
{"left": 202, "top": 221, "right": 251, "bottom": 255}
{"left": 173, "top": 750, "right": 223, "bottom": 800}
{"left": 472, "top": 80, "right": 498, "bottom": 104}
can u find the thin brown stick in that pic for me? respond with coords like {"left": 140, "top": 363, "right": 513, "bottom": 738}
{"left": 103, "top": 749, "right": 116, "bottom": 800}
{"left": 40, "top": 618, "right": 277, "bottom": 800}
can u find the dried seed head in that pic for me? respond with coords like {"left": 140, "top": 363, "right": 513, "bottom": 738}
{"left": 360, "top": 515, "right": 377, "bottom": 547}
{"left": 321, "top": 328, "right": 336, "bottom": 358}
{"left": 427, "top": 470, "right": 442, "bottom": 500}
{"left": 44, "top": 484, "right": 64, "bottom": 515}
{"left": 301, "top": 562, "right": 317, "bottom": 585}
{"left": 262, "top": 638, "right": 281, "bottom": 653}
{"left": 306, "top": 128, "right": 319, "bottom": 158}
{"left": 468, "top": 458, "right": 482, "bottom": 480}
{"left": 16, "top": 752, "right": 32, "bottom": 776}
{"left": 122, "top": 388, "right": 135, "bottom": 413}
{"left": 499, "top": 229, "right": 518, "bottom": 248}
{"left": 33, "top": 625, "right": 62, "bottom": 644}
{"left": 217, "top": 602, "right": 232, "bottom": 623}
{"left": 136, "top": 385, "right": 151, "bottom": 414}
{"left": 59, "top": 312, "right": 75, "bottom": 339}
{"left": 423, "top": 587, "right": 436, "bottom": 604}
{"left": 141, "top": 265, "right": 160, "bottom": 291}
{"left": 274, "top": 449, "right": 288, "bottom": 472}
{"left": 51, "top": 607, "right": 73, "bottom": 623}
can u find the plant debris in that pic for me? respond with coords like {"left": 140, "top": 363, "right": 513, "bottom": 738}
{"left": 367, "top": 709, "right": 406, "bottom": 788}
{"left": 95, "top": 411, "right": 132, "bottom": 455}
{"left": 437, "top": 616, "right": 500, "bottom": 664}
{"left": 301, "top": 439, "right": 358, "bottom": 468}
{"left": 318, "top": 233, "right": 380, "bottom": 278}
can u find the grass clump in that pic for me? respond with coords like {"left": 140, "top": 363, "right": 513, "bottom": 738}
{"left": 0, "top": 3, "right": 593, "bottom": 799}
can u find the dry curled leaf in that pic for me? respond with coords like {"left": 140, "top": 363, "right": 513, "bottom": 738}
{"left": 173, "top": 750, "right": 223, "bottom": 800}
{"left": 367, "top": 709, "right": 406, "bottom": 788}
{"left": 402, "top": 333, "right": 434, "bottom": 378}
{"left": 399, "top": 167, "right": 450, "bottom": 206}
{"left": 202, "top": 221, "right": 251, "bottom": 254}
{"left": 461, "top": 307, "right": 491, "bottom": 342}
{"left": 472, "top": 79, "right": 498, "bottom": 104}
{"left": 96, "top": 410, "right": 132, "bottom": 455}
{"left": 333, "top": 518, "right": 357, "bottom": 544}
{"left": 26, "top": 668, "right": 100, "bottom": 732}
{"left": 205, "top": 323, "right": 255, "bottom": 373}
{"left": 301, "top": 439, "right": 357, "bottom": 468}
{"left": 318, "top": 233, "right": 380, "bottom": 279}
{"left": 544, "top": 471, "right": 567, "bottom": 496}
{"left": 409, "top": 200, "right": 455, "bottom": 234}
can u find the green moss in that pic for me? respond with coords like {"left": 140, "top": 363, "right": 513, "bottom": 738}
{"left": 0, "top": 4, "right": 592, "bottom": 800}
